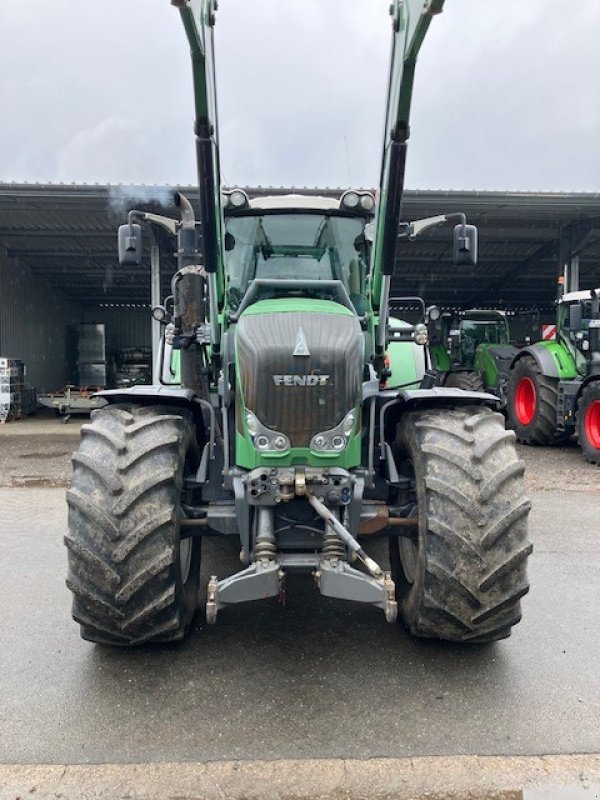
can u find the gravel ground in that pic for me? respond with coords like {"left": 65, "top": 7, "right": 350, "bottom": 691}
{"left": 0, "top": 412, "right": 82, "bottom": 487}
{"left": 0, "top": 412, "right": 598, "bottom": 490}
{"left": 516, "top": 439, "right": 600, "bottom": 492}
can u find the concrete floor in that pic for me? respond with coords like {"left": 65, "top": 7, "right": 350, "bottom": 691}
{"left": 0, "top": 483, "right": 599, "bottom": 765}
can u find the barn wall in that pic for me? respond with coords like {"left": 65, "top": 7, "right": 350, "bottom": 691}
{"left": 0, "top": 244, "right": 82, "bottom": 393}
{"left": 81, "top": 306, "right": 152, "bottom": 358}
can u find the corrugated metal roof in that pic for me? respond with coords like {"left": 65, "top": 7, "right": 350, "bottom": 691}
{"left": 1, "top": 183, "right": 600, "bottom": 309}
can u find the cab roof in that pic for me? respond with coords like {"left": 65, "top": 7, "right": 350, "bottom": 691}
{"left": 248, "top": 194, "right": 341, "bottom": 211}
{"left": 560, "top": 288, "right": 600, "bottom": 303}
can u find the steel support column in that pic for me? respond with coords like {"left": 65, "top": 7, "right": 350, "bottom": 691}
{"left": 150, "top": 242, "right": 161, "bottom": 383}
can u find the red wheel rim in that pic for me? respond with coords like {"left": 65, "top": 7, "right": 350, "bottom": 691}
{"left": 515, "top": 377, "right": 537, "bottom": 426}
{"left": 585, "top": 399, "right": 600, "bottom": 450}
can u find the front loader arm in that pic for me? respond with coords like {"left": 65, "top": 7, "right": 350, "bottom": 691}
{"left": 371, "top": 0, "right": 444, "bottom": 324}
{"left": 173, "top": 0, "right": 225, "bottom": 310}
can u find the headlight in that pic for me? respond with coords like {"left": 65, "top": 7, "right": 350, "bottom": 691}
{"left": 246, "top": 411, "right": 259, "bottom": 437}
{"left": 310, "top": 410, "right": 357, "bottom": 453}
{"left": 342, "top": 411, "right": 355, "bottom": 435}
{"left": 341, "top": 191, "right": 359, "bottom": 209}
{"left": 246, "top": 410, "right": 290, "bottom": 453}
{"left": 223, "top": 188, "right": 249, "bottom": 209}
{"left": 426, "top": 305, "right": 441, "bottom": 322}
{"left": 340, "top": 190, "right": 375, "bottom": 213}
{"left": 152, "top": 304, "right": 168, "bottom": 323}
{"left": 229, "top": 189, "right": 249, "bottom": 208}
{"left": 414, "top": 323, "right": 428, "bottom": 346}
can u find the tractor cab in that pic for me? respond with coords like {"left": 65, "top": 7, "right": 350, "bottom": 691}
{"left": 448, "top": 310, "right": 510, "bottom": 369}
{"left": 558, "top": 289, "right": 600, "bottom": 377}
{"left": 429, "top": 309, "right": 517, "bottom": 395}
{"left": 222, "top": 190, "right": 374, "bottom": 317}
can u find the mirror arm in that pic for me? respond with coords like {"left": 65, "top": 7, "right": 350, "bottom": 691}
{"left": 400, "top": 212, "right": 467, "bottom": 240}
{"left": 127, "top": 208, "right": 179, "bottom": 237}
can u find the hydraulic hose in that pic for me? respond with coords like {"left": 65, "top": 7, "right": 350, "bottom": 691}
{"left": 306, "top": 491, "right": 384, "bottom": 579}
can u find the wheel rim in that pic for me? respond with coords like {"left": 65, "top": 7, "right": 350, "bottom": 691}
{"left": 515, "top": 376, "right": 537, "bottom": 425}
{"left": 398, "top": 535, "right": 418, "bottom": 584}
{"left": 585, "top": 399, "right": 600, "bottom": 450}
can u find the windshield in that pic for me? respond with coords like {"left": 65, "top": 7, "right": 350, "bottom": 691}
{"left": 460, "top": 319, "right": 508, "bottom": 346}
{"left": 224, "top": 212, "right": 369, "bottom": 312}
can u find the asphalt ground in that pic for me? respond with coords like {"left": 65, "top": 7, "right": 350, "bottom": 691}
{"left": 0, "top": 481, "right": 599, "bottom": 765}
{"left": 1, "top": 416, "right": 599, "bottom": 799}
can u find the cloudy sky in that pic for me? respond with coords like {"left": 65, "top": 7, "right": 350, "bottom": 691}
{"left": 1, "top": 0, "right": 599, "bottom": 192}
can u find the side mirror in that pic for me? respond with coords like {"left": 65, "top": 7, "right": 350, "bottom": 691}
{"left": 118, "top": 223, "right": 142, "bottom": 266}
{"left": 453, "top": 224, "right": 478, "bottom": 266}
{"left": 569, "top": 304, "right": 582, "bottom": 331}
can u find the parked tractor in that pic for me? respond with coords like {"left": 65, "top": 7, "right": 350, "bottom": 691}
{"left": 506, "top": 287, "right": 600, "bottom": 463}
{"left": 64, "top": 0, "right": 531, "bottom": 646}
{"left": 430, "top": 309, "right": 519, "bottom": 398}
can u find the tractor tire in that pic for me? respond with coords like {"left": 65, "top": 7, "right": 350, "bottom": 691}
{"left": 65, "top": 404, "right": 202, "bottom": 645}
{"left": 507, "top": 355, "right": 560, "bottom": 445}
{"left": 444, "top": 371, "right": 485, "bottom": 392}
{"left": 390, "top": 406, "right": 531, "bottom": 643}
{"left": 577, "top": 381, "right": 600, "bottom": 465}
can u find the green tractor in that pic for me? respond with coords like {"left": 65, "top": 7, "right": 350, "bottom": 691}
{"left": 430, "top": 309, "right": 519, "bottom": 399}
{"left": 506, "top": 287, "right": 600, "bottom": 463}
{"left": 64, "top": 0, "right": 531, "bottom": 646}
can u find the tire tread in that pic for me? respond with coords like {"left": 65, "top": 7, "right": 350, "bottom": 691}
{"left": 394, "top": 406, "right": 532, "bottom": 642}
{"left": 66, "top": 403, "right": 200, "bottom": 645}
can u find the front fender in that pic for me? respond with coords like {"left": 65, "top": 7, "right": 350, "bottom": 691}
{"left": 94, "top": 386, "right": 211, "bottom": 440}
{"left": 376, "top": 387, "right": 501, "bottom": 460}
{"left": 511, "top": 343, "right": 577, "bottom": 380}
{"left": 395, "top": 386, "right": 500, "bottom": 409}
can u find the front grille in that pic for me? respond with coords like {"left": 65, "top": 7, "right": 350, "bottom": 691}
{"left": 236, "top": 311, "right": 362, "bottom": 447}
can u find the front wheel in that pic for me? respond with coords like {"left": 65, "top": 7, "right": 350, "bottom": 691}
{"left": 390, "top": 406, "right": 532, "bottom": 643}
{"left": 65, "top": 404, "right": 202, "bottom": 645}
{"left": 444, "top": 370, "right": 485, "bottom": 392}
{"left": 507, "top": 356, "right": 561, "bottom": 444}
{"left": 577, "top": 382, "right": 600, "bottom": 465}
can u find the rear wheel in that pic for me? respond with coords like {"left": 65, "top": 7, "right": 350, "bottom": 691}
{"left": 507, "top": 356, "right": 561, "bottom": 444}
{"left": 444, "top": 371, "right": 485, "bottom": 392}
{"left": 390, "top": 406, "right": 531, "bottom": 642}
{"left": 65, "top": 404, "right": 202, "bottom": 645}
{"left": 577, "top": 382, "right": 600, "bottom": 465}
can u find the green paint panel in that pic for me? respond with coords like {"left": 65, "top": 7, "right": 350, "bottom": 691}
{"left": 386, "top": 340, "right": 420, "bottom": 388}
{"left": 429, "top": 345, "right": 451, "bottom": 373}
{"left": 235, "top": 430, "right": 362, "bottom": 470}
{"left": 474, "top": 345, "right": 500, "bottom": 389}
{"left": 536, "top": 341, "right": 578, "bottom": 379}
